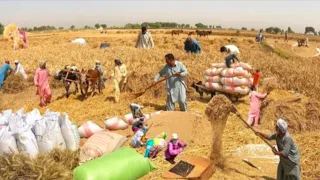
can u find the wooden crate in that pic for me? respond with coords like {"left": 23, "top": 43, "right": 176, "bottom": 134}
{"left": 162, "top": 155, "right": 215, "bottom": 180}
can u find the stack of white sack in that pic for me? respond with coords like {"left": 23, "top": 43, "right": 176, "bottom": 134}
{"left": 204, "top": 62, "right": 254, "bottom": 95}
{"left": 0, "top": 108, "right": 80, "bottom": 158}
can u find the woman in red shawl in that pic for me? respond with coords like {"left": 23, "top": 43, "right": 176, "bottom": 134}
{"left": 34, "top": 61, "right": 52, "bottom": 107}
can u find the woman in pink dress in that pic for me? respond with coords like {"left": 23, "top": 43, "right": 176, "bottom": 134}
{"left": 19, "top": 28, "right": 27, "bottom": 48}
{"left": 247, "top": 86, "right": 267, "bottom": 127}
{"left": 34, "top": 61, "right": 52, "bottom": 107}
{"left": 165, "top": 133, "right": 187, "bottom": 164}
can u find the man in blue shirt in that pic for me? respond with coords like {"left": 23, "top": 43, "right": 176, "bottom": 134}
{"left": 184, "top": 38, "right": 201, "bottom": 54}
{"left": 0, "top": 60, "right": 13, "bottom": 88}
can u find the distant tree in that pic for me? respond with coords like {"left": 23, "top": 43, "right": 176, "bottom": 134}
{"left": 241, "top": 27, "right": 247, "bottom": 31}
{"left": 315, "top": 32, "right": 318, "bottom": 36}
{"left": 185, "top": 24, "right": 190, "bottom": 28}
{"left": 124, "top": 23, "right": 140, "bottom": 29}
{"left": 70, "top": 25, "right": 75, "bottom": 30}
{"left": 265, "top": 27, "right": 281, "bottom": 34}
{"left": 0, "top": 23, "right": 4, "bottom": 35}
{"left": 181, "top": 24, "right": 185, "bottom": 28}
{"left": 33, "top": 27, "right": 38, "bottom": 31}
{"left": 287, "top": 27, "right": 294, "bottom": 33}
{"left": 100, "top": 24, "right": 107, "bottom": 29}
{"left": 305, "top": 26, "right": 316, "bottom": 35}
{"left": 59, "top": 27, "right": 64, "bottom": 30}
{"left": 216, "top": 26, "right": 222, "bottom": 29}
{"left": 27, "top": 28, "right": 33, "bottom": 32}
{"left": 94, "top": 23, "right": 100, "bottom": 29}
{"left": 319, "top": 31, "right": 320, "bottom": 36}
{"left": 195, "top": 23, "right": 207, "bottom": 29}
{"left": 251, "top": 28, "right": 255, "bottom": 31}
{"left": 212, "top": 25, "right": 215, "bottom": 29}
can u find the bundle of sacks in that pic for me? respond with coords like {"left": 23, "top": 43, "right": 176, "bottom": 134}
{"left": 205, "top": 62, "right": 253, "bottom": 95}
{"left": 0, "top": 109, "right": 80, "bottom": 158}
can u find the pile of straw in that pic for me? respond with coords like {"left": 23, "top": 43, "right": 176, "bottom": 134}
{"left": 261, "top": 77, "right": 279, "bottom": 93}
{"left": 2, "top": 74, "right": 27, "bottom": 94}
{"left": 260, "top": 91, "right": 320, "bottom": 132}
{"left": 3, "top": 23, "right": 19, "bottom": 40}
{"left": 205, "top": 95, "right": 233, "bottom": 167}
{"left": 0, "top": 148, "right": 79, "bottom": 180}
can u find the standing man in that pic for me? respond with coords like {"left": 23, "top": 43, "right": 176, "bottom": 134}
{"left": 111, "top": 58, "right": 127, "bottom": 102}
{"left": 257, "top": 29, "right": 263, "bottom": 42}
{"left": 95, "top": 60, "right": 105, "bottom": 89}
{"left": 0, "top": 60, "right": 13, "bottom": 88}
{"left": 14, "top": 60, "right": 27, "bottom": 79}
{"left": 184, "top": 38, "right": 201, "bottom": 54}
{"left": 284, "top": 31, "right": 288, "bottom": 43}
{"left": 34, "top": 61, "right": 52, "bottom": 107}
{"left": 154, "top": 53, "right": 188, "bottom": 111}
{"left": 257, "top": 119, "right": 301, "bottom": 180}
{"left": 135, "top": 27, "right": 154, "bottom": 49}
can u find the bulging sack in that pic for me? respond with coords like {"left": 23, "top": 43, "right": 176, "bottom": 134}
{"left": 205, "top": 75, "right": 221, "bottom": 83}
{"left": 0, "top": 126, "right": 18, "bottom": 154}
{"left": 205, "top": 82, "right": 223, "bottom": 91}
{"left": 24, "top": 109, "right": 42, "bottom": 127}
{"left": 104, "top": 117, "right": 128, "bottom": 130}
{"left": 34, "top": 119, "right": 55, "bottom": 153}
{"left": 234, "top": 86, "right": 250, "bottom": 95}
{"left": 205, "top": 68, "right": 223, "bottom": 76}
{"left": 15, "top": 125, "right": 39, "bottom": 158}
{"left": 220, "top": 77, "right": 249, "bottom": 86}
{"left": 78, "top": 121, "right": 103, "bottom": 138}
{"left": 80, "top": 131, "right": 127, "bottom": 162}
{"left": 60, "top": 113, "right": 80, "bottom": 150}
{"left": 211, "top": 63, "right": 226, "bottom": 68}
{"left": 44, "top": 111, "right": 66, "bottom": 150}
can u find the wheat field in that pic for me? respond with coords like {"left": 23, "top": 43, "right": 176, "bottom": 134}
{"left": 0, "top": 29, "right": 319, "bottom": 179}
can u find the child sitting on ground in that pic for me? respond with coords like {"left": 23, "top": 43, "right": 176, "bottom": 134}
{"left": 144, "top": 132, "right": 167, "bottom": 159}
{"left": 165, "top": 133, "right": 187, "bottom": 164}
{"left": 130, "top": 125, "right": 148, "bottom": 148}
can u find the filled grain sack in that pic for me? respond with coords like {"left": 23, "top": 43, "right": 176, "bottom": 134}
{"left": 71, "top": 38, "right": 86, "bottom": 46}
{"left": 238, "top": 62, "right": 253, "bottom": 71}
{"left": 74, "top": 147, "right": 155, "bottom": 180}
{"left": 60, "top": 113, "right": 80, "bottom": 150}
{"left": 104, "top": 117, "right": 128, "bottom": 130}
{"left": 124, "top": 114, "right": 151, "bottom": 125}
{"left": 0, "top": 126, "right": 18, "bottom": 154}
{"left": 34, "top": 119, "right": 55, "bottom": 153}
{"left": 205, "top": 75, "right": 221, "bottom": 83}
{"left": 220, "top": 77, "right": 249, "bottom": 86}
{"left": 234, "top": 86, "right": 250, "bottom": 95}
{"left": 80, "top": 131, "right": 127, "bottom": 162}
{"left": 43, "top": 111, "right": 66, "bottom": 150}
{"left": 205, "top": 67, "right": 223, "bottom": 76}
{"left": 205, "top": 82, "right": 223, "bottom": 91}
{"left": 15, "top": 125, "right": 39, "bottom": 157}
{"left": 0, "top": 109, "right": 13, "bottom": 125}
{"left": 222, "top": 85, "right": 234, "bottom": 93}
{"left": 211, "top": 63, "right": 226, "bottom": 68}
{"left": 78, "top": 121, "right": 103, "bottom": 138}
{"left": 24, "top": 109, "right": 42, "bottom": 127}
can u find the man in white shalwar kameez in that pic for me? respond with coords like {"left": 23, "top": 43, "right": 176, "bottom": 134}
{"left": 154, "top": 53, "right": 188, "bottom": 111}
{"left": 135, "top": 27, "right": 154, "bottom": 49}
{"left": 14, "top": 60, "right": 27, "bottom": 79}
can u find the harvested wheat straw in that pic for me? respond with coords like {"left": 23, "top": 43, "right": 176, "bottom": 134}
{"left": 205, "top": 95, "right": 233, "bottom": 167}
{"left": 2, "top": 74, "right": 27, "bottom": 94}
{"left": 261, "top": 77, "right": 278, "bottom": 93}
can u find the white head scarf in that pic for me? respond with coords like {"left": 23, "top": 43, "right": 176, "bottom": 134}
{"left": 276, "top": 119, "right": 288, "bottom": 133}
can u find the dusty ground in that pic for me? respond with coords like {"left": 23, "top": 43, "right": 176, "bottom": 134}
{"left": 0, "top": 30, "right": 319, "bottom": 179}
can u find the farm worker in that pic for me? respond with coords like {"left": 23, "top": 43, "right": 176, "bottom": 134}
{"left": 135, "top": 26, "right": 154, "bottom": 49}
{"left": 34, "top": 61, "right": 52, "bottom": 107}
{"left": 220, "top": 45, "right": 240, "bottom": 55}
{"left": 130, "top": 103, "right": 144, "bottom": 119}
{"left": 14, "top": 60, "right": 27, "bottom": 79}
{"left": 165, "top": 133, "right": 187, "bottom": 164}
{"left": 247, "top": 85, "right": 267, "bottom": 127}
{"left": 95, "top": 60, "right": 105, "bottom": 89}
{"left": 144, "top": 132, "right": 167, "bottom": 159}
{"left": 130, "top": 126, "right": 148, "bottom": 148}
{"left": 184, "top": 37, "right": 201, "bottom": 54}
{"left": 256, "top": 119, "right": 301, "bottom": 180}
{"left": 257, "top": 29, "right": 263, "bottom": 42}
{"left": 154, "top": 53, "right": 188, "bottom": 111}
{"left": 132, "top": 117, "right": 144, "bottom": 133}
{"left": 221, "top": 46, "right": 240, "bottom": 68}
{"left": 284, "top": 31, "right": 288, "bottom": 43}
{"left": 0, "top": 60, "right": 13, "bottom": 88}
{"left": 252, "top": 69, "right": 261, "bottom": 90}
{"left": 111, "top": 58, "right": 127, "bottom": 102}
{"left": 18, "top": 28, "right": 27, "bottom": 48}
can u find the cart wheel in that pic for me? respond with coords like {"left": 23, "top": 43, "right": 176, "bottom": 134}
{"left": 229, "top": 95, "right": 238, "bottom": 102}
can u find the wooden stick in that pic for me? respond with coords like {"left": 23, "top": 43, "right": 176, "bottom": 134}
{"left": 232, "top": 105, "right": 274, "bottom": 149}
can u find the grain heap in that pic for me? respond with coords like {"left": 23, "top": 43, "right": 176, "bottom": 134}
{"left": 205, "top": 95, "right": 234, "bottom": 167}
{"left": 204, "top": 62, "right": 253, "bottom": 95}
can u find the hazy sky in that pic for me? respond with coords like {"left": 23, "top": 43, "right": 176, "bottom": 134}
{"left": 1, "top": 1, "right": 319, "bottom": 32}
